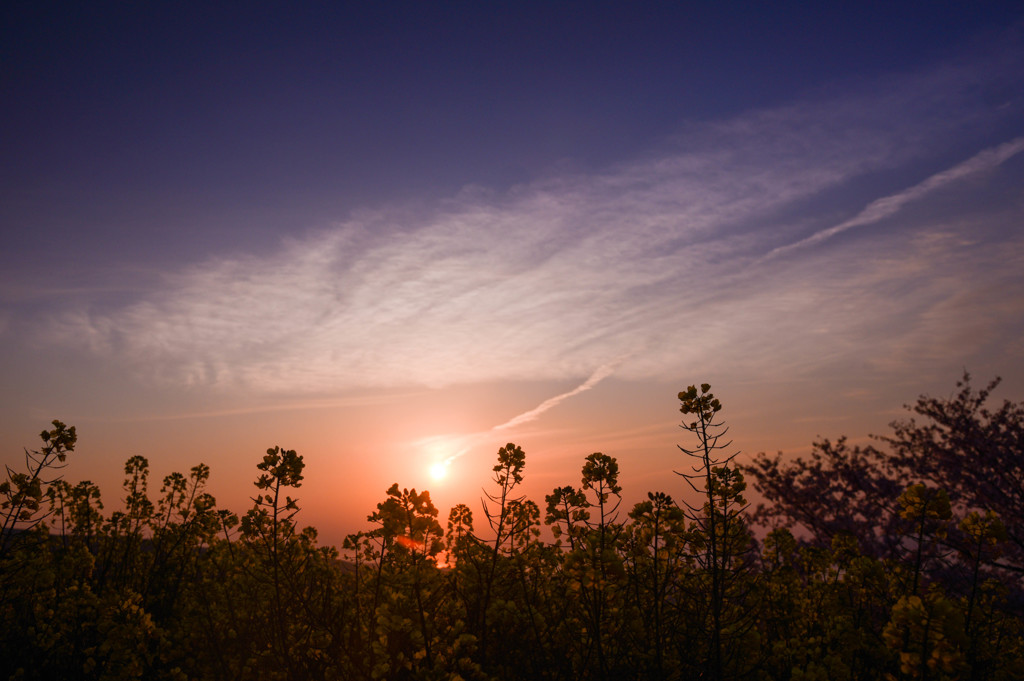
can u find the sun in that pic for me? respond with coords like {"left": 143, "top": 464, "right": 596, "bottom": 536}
{"left": 429, "top": 461, "right": 449, "bottom": 482}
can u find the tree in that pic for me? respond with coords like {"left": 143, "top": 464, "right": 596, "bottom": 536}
{"left": 745, "top": 374, "right": 1024, "bottom": 577}
{"left": 744, "top": 436, "right": 907, "bottom": 558}
{"left": 882, "top": 375, "right": 1024, "bottom": 572}
{"left": 744, "top": 375, "right": 1024, "bottom": 679}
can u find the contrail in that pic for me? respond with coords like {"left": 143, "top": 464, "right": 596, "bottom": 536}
{"left": 491, "top": 360, "right": 621, "bottom": 431}
{"left": 764, "top": 136, "right": 1024, "bottom": 261}
{"left": 424, "top": 357, "right": 628, "bottom": 467}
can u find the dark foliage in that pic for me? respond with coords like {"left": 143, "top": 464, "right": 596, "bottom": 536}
{"left": 2, "top": 377, "right": 1022, "bottom": 680}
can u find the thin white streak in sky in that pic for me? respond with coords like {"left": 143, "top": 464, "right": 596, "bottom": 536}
{"left": 763, "top": 136, "right": 1024, "bottom": 261}
{"left": 425, "top": 358, "right": 626, "bottom": 468}
{"left": 492, "top": 357, "right": 625, "bottom": 431}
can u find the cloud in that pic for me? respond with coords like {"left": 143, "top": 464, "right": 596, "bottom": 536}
{"left": 414, "top": 356, "right": 626, "bottom": 467}
{"left": 31, "top": 47, "right": 1024, "bottom": 398}
{"left": 764, "top": 136, "right": 1024, "bottom": 260}
{"left": 492, "top": 358, "right": 626, "bottom": 432}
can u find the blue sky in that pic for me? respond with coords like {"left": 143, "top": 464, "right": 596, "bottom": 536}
{"left": 2, "top": 2, "right": 1023, "bottom": 543}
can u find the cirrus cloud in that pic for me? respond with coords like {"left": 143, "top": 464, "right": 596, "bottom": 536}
{"left": 30, "top": 48, "right": 1024, "bottom": 396}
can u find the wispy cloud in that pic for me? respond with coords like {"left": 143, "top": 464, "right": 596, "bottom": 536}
{"left": 764, "top": 136, "right": 1024, "bottom": 260}
{"left": 413, "top": 357, "right": 625, "bottom": 468}
{"left": 26, "top": 45, "right": 1024, "bottom": 401}
{"left": 492, "top": 357, "right": 626, "bottom": 431}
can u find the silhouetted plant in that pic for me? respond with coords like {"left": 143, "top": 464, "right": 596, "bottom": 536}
{"left": 1, "top": 420, "right": 76, "bottom": 560}
{"left": 676, "top": 383, "right": 758, "bottom": 680}
{"left": 473, "top": 442, "right": 527, "bottom": 666}
{"left": 2, "top": 376, "right": 1023, "bottom": 681}
{"left": 622, "top": 491, "right": 687, "bottom": 678}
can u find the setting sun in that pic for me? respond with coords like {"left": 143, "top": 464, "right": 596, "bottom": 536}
{"left": 429, "top": 461, "right": 449, "bottom": 481}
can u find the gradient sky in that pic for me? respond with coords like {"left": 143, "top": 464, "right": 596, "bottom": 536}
{"left": 3, "top": 2, "right": 1023, "bottom": 547}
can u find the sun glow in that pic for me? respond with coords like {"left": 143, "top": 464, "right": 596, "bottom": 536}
{"left": 418, "top": 434, "right": 474, "bottom": 484}
{"left": 429, "top": 461, "right": 448, "bottom": 481}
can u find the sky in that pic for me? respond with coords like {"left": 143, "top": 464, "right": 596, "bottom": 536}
{"left": 2, "top": 2, "right": 1023, "bottom": 547}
